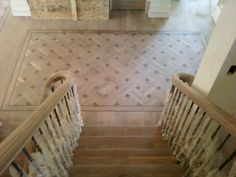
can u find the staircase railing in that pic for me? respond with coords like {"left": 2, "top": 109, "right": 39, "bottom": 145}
{"left": 159, "top": 73, "right": 236, "bottom": 177}
{"left": 0, "top": 71, "right": 83, "bottom": 177}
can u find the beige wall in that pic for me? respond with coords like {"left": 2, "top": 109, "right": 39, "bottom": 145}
{"left": 208, "top": 40, "right": 236, "bottom": 116}
{"left": 192, "top": 0, "right": 236, "bottom": 116}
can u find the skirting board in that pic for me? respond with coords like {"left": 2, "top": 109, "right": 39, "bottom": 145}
{"left": 11, "top": 10, "right": 31, "bottom": 16}
{"left": 148, "top": 12, "right": 169, "bottom": 18}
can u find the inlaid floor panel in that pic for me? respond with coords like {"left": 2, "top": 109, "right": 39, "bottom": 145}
{"left": 4, "top": 30, "right": 205, "bottom": 111}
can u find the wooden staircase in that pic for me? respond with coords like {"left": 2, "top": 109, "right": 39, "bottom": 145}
{"left": 2, "top": 72, "right": 235, "bottom": 177}
{"left": 69, "top": 126, "right": 184, "bottom": 177}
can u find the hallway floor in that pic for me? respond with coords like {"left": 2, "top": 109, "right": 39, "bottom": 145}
{"left": 0, "top": 0, "right": 216, "bottom": 140}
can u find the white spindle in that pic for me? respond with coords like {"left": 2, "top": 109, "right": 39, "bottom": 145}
{"left": 33, "top": 131, "right": 68, "bottom": 177}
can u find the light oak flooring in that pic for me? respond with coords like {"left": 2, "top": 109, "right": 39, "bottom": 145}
{"left": 0, "top": 0, "right": 217, "bottom": 141}
{"left": 5, "top": 31, "right": 204, "bottom": 111}
{"left": 0, "top": 0, "right": 8, "bottom": 31}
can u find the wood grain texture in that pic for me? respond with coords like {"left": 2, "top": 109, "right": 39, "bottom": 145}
{"left": 70, "top": 125, "right": 184, "bottom": 177}
{"left": 69, "top": 165, "right": 184, "bottom": 177}
{"left": 4, "top": 31, "right": 204, "bottom": 111}
{"left": 0, "top": 0, "right": 214, "bottom": 110}
{"left": 0, "top": 0, "right": 9, "bottom": 31}
{"left": 0, "top": 72, "right": 77, "bottom": 174}
{"left": 0, "top": 111, "right": 33, "bottom": 142}
{"left": 172, "top": 73, "right": 236, "bottom": 136}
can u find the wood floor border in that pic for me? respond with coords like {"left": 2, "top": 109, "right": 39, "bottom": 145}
{"left": 1, "top": 105, "right": 163, "bottom": 112}
{"left": 0, "top": 3, "right": 9, "bottom": 32}
{"left": 2, "top": 31, "right": 34, "bottom": 109}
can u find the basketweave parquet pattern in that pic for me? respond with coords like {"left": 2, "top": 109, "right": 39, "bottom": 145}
{"left": 6, "top": 31, "right": 205, "bottom": 110}
{"left": 0, "top": 0, "right": 9, "bottom": 31}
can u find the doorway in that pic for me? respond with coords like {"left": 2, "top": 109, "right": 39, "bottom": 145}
{"left": 112, "top": 0, "right": 146, "bottom": 10}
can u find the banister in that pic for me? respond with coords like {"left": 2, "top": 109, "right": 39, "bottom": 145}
{"left": 0, "top": 71, "right": 76, "bottom": 175}
{"left": 40, "top": 71, "right": 74, "bottom": 103}
{"left": 172, "top": 73, "right": 236, "bottom": 137}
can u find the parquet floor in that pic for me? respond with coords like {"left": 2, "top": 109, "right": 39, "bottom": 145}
{"left": 0, "top": 0, "right": 8, "bottom": 31}
{"left": 4, "top": 30, "right": 205, "bottom": 111}
{"left": 0, "top": 0, "right": 216, "bottom": 141}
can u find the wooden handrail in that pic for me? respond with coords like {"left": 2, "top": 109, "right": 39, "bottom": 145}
{"left": 172, "top": 73, "right": 236, "bottom": 137}
{"left": 0, "top": 71, "right": 76, "bottom": 175}
{"left": 40, "top": 71, "right": 72, "bottom": 103}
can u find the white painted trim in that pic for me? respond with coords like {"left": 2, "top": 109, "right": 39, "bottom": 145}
{"left": 146, "top": 0, "right": 171, "bottom": 18}
{"left": 10, "top": 0, "right": 31, "bottom": 16}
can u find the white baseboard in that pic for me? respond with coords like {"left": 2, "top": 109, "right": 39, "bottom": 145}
{"left": 11, "top": 10, "right": 31, "bottom": 16}
{"left": 147, "top": 0, "right": 170, "bottom": 18}
{"left": 148, "top": 12, "right": 169, "bottom": 18}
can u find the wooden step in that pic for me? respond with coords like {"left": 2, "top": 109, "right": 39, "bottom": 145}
{"left": 74, "top": 148, "right": 173, "bottom": 157}
{"left": 0, "top": 122, "right": 18, "bottom": 141}
{"left": 78, "top": 136, "right": 168, "bottom": 149}
{"left": 69, "top": 165, "right": 184, "bottom": 177}
{"left": 0, "top": 136, "right": 4, "bottom": 143}
{"left": 81, "top": 126, "right": 162, "bottom": 136}
{"left": 74, "top": 156, "right": 177, "bottom": 165}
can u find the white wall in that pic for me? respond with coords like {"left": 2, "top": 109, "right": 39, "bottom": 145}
{"left": 208, "top": 40, "right": 236, "bottom": 116}
{"left": 10, "top": 0, "right": 31, "bottom": 16}
{"left": 192, "top": 0, "right": 236, "bottom": 116}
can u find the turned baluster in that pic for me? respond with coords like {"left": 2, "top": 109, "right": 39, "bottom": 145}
{"left": 178, "top": 108, "right": 205, "bottom": 169}
{"left": 71, "top": 85, "right": 83, "bottom": 127}
{"left": 165, "top": 91, "right": 184, "bottom": 137}
{"left": 174, "top": 104, "right": 199, "bottom": 162}
{"left": 183, "top": 116, "right": 216, "bottom": 176}
{"left": 21, "top": 148, "right": 45, "bottom": 177}
{"left": 33, "top": 129, "right": 68, "bottom": 177}
{"left": 58, "top": 99, "right": 77, "bottom": 149}
{"left": 168, "top": 95, "right": 189, "bottom": 147}
{"left": 47, "top": 114, "right": 73, "bottom": 166}
{"left": 64, "top": 89, "right": 81, "bottom": 139}
{"left": 9, "top": 161, "right": 29, "bottom": 177}
{"left": 161, "top": 86, "right": 178, "bottom": 131}
{"left": 194, "top": 128, "right": 231, "bottom": 176}
{"left": 172, "top": 101, "right": 195, "bottom": 151}
{"left": 52, "top": 109, "right": 74, "bottom": 158}
{"left": 44, "top": 119, "right": 72, "bottom": 168}
{"left": 163, "top": 90, "right": 181, "bottom": 135}
{"left": 56, "top": 103, "right": 76, "bottom": 153}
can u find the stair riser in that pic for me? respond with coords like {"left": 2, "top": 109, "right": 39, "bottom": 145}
{"left": 82, "top": 127, "right": 162, "bottom": 136}
{"left": 78, "top": 137, "right": 168, "bottom": 149}
{"left": 74, "top": 149, "right": 172, "bottom": 157}
{"left": 69, "top": 165, "right": 184, "bottom": 176}
{"left": 74, "top": 156, "right": 177, "bottom": 165}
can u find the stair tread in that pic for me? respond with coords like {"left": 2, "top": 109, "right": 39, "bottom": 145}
{"left": 78, "top": 136, "right": 168, "bottom": 148}
{"left": 69, "top": 174, "right": 181, "bottom": 177}
{"left": 74, "top": 148, "right": 173, "bottom": 157}
{"left": 70, "top": 126, "right": 183, "bottom": 177}
{"left": 69, "top": 165, "right": 184, "bottom": 177}
{"left": 74, "top": 156, "right": 177, "bottom": 165}
{"left": 82, "top": 126, "right": 162, "bottom": 136}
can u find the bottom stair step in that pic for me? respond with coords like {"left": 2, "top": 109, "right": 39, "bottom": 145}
{"left": 69, "top": 165, "right": 184, "bottom": 177}
{"left": 74, "top": 156, "right": 177, "bottom": 165}
{"left": 74, "top": 148, "right": 173, "bottom": 157}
